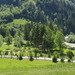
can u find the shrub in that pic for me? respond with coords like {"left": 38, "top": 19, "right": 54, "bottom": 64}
{"left": 60, "top": 50, "right": 64, "bottom": 57}
{"left": 34, "top": 48, "right": 38, "bottom": 57}
{"left": 52, "top": 56, "right": 58, "bottom": 63}
{"left": 53, "top": 51, "right": 60, "bottom": 58}
{"left": 40, "top": 51, "right": 43, "bottom": 57}
{"left": 68, "top": 59, "right": 71, "bottom": 62}
{"left": 29, "top": 51, "right": 34, "bottom": 61}
{"left": 18, "top": 54, "right": 23, "bottom": 60}
{"left": 60, "top": 58, "right": 64, "bottom": 63}
{"left": 47, "top": 49, "right": 51, "bottom": 58}
{"left": 67, "top": 51, "right": 74, "bottom": 59}
{"left": 29, "top": 55, "right": 34, "bottom": 61}
{"left": 5, "top": 51, "right": 9, "bottom": 55}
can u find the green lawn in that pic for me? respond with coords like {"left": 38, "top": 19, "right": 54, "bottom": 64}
{"left": 0, "top": 58, "right": 75, "bottom": 75}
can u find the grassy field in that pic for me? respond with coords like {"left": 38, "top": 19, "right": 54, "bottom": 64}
{"left": 0, "top": 58, "right": 75, "bottom": 75}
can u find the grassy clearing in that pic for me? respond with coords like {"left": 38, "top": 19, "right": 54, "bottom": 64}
{"left": 0, "top": 42, "right": 16, "bottom": 50}
{"left": 6, "top": 19, "right": 29, "bottom": 25}
{"left": 0, "top": 58, "right": 75, "bottom": 75}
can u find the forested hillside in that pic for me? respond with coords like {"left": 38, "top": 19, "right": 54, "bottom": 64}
{"left": 0, "top": 0, "right": 75, "bottom": 34}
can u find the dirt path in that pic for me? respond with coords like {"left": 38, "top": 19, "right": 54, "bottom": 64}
{"left": 0, "top": 55, "right": 75, "bottom": 62}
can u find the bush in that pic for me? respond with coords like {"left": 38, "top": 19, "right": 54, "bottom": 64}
{"left": 18, "top": 54, "right": 23, "bottom": 60}
{"left": 52, "top": 56, "right": 58, "bottom": 63}
{"left": 34, "top": 48, "right": 38, "bottom": 57}
{"left": 40, "top": 53, "right": 43, "bottom": 57}
{"left": 60, "top": 58, "right": 64, "bottom": 63}
{"left": 5, "top": 51, "right": 9, "bottom": 55}
{"left": 47, "top": 49, "right": 51, "bottom": 58}
{"left": 29, "top": 55, "right": 34, "bottom": 61}
{"left": 26, "top": 41, "right": 30, "bottom": 46}
{"left": 60, "top": 50, "right": 64, "bottom": 57}
{"left": 40, "top": 51, "right": 43, "bottom": 57}
{"left": 67, "top": 51, "right": 74, "bottom": 59}
{"left": 68, "top": 59, "right": 71, "bottom": 62}
{"left": 29, "top": 51, "right": 34, "bottom": 61}
{"left": 53, "top": 51, "right": 60, "bottom": 58}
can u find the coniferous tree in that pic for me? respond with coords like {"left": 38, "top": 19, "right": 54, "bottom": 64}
{"left": 43, "top": 26, "right": 54, "bottom": 49}
{"left": 0, "top": 35, "right": 3, "bottom": 47}
{"left": 54, "top": 31, "right": 64, "bottom": 50}
{"left": 5, "top": 29, "right": 12, "bottom": 45}
{"left": 30, "top": 23, "right": 44, "bottom": 47}
{"left": 24, "top": 24, "right": 29, "bottom": 40}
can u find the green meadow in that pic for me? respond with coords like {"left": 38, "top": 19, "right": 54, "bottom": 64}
{"left": 6, "top": 19, "right": 28, "bottom": 25}
{"left": 0, "top": 58, "right": 75, "bottom": 75}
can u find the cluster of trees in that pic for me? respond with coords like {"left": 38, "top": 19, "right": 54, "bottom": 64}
{"left": 0, "top": 21, "right": 64, "bottom": 50}
{"left": 0, "top": 0, "right": 75, "bottom": 34}
{"left": 24, "top": 21, "right": 65, "bottom": 50}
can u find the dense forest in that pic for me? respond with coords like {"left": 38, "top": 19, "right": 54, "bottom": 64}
{"left": 0, "top": 0, "right": 75, "bottom": 34}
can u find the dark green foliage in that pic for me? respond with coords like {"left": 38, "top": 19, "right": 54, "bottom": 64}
{"left": 34, "top": 48, "right": 38, "bottom": 58}
{"left": 5, "top": 51, "right": 8, "bottom": 55}
{"left": 0, "top": 51, "right": 1, "bottom": 55}
{"left": 52, "top": 56, "right": 58, "bottom": 63}
{"left": 43, "top": 26, "right": 54, "bottom": 49}
{"left": 68, "top": 59, "right": 71, "bottom": 62}
{"left": 10, "top": 51, "right": 13, "bottom": 59}
{"left": 30, "top": 23, "right": 45, "bottom": 47}
{"left": 47, "top": 49, "right": 51, "bottom": 58}
{"left": 5, "top": 29, "right": 12, "bottom": 45}
{"left": 14, "top": 31, "right": 23, "bottom": 48}
{"left": 18, "top": 54, "right": 23, "bottom": 60}
{"left": 26, "top": 41, "right": 30, "bottom": 47}
{"left": 29, "top": 51, "right": 34, "bottom": 61}
{"left": 5, "top": 36, "right": 12, "bottom": 45}
{"left": 29, "top": 55, "right": 34, "bottom": 61}
{"left": 40, "top": 51, "right": 43, "bottom": 57}
{"left": 24, "top": 24, "right": 31, "bottom": 40}
{"left": 14, "top": 41, "right": 21, "bottom": 48}
{"left": 60, "top": 58, "right": 64, "bottom": 63}
{"left": 29, "top": 53, "right": 34, "bottom": 61}
{"left": 67, "top": 51, "right": 74, "bottom": 59}
{"left": 60, "top": 50, "right": 64, "bottom": 57}
{"left": 0, "top": 26, "right": 6, "bottom": 37}
{"left": 0, "top": 35, "right": 3, "bottom": 47}
{"left": 0, "top": 0, "right": 75, "bottom": 34}
{"left": 53, "top": 51, "right": 60, "bottom": 58}
{"left": 0, "top": 51, "right": 2, "bottom": 58}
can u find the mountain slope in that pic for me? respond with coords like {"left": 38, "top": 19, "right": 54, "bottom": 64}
{"left": 0, "top": 0, "right": 75, "bottom": 34}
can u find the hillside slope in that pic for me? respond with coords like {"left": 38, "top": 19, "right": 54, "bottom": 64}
{"left": 0, "top": 0, "right": 75, "bottom": 34}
